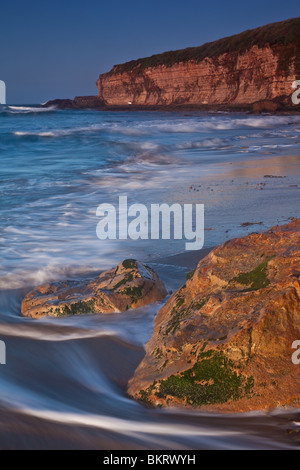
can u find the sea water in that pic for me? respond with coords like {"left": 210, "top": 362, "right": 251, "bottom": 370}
{"left": 0, "top": 106, "right": 300, "bottom": 449}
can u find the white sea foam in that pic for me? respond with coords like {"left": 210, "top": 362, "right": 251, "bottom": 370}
{"left": 14, "top": 131, "right": 57, "bottom": 137}
{"left": 0, "top": 264, "right": 103, "bottom": 290}
{"left": 130, "top": 115, "right": 300, "bottom": 134}
{"left": 13, "top": 124, "right": 106, "bottom": 138}
{"left": 8, "top": 106, "right": 56, "bottom": 113}
{"left": 177, "top": 138, "right": 228, "bottom": 149}
{"left": 13, "top": 115, "right": 300, "bottom": 140}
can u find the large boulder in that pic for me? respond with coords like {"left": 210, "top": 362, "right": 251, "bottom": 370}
{"left": 128, "top": 219, "right": 300, "bottom": 412}
{"left": 21, "top": 259, "right": 167, "bottom": 319}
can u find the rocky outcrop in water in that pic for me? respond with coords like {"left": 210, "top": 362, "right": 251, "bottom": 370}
{"left": 128, "top": 219, "right": 300, "bottom": 412}
{"left": 44, "top": 96, "right": 105, "bottom": 110}
{"left": 21, "top": 260, "right": 167, "bottom": 319}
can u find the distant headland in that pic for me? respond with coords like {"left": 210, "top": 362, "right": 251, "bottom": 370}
{"left": 45, "top": 17, "right": 300, "bottom": 113}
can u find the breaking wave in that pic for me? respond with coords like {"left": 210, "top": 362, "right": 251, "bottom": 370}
{"left": 6, "top": 105, "right": 57, "bottom": 114}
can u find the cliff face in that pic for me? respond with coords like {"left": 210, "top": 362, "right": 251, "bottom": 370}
{"left": 97, "top": 46, "right": 295, "bottom": 106}
{"left": 128, "top": 219, "right": 300, "bottom": 412}
{"left": 97, "top": 18, "right": 300, "bottom": 107}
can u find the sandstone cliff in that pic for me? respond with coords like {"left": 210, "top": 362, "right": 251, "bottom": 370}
{"left": 128, "top": 219, "right": 300, "bottom": 412}
{"left": 97, "top": 18, "right": 300, "bottom": 107}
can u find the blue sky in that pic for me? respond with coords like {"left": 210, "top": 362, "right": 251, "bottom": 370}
{"left": 0, "top": 0, "right": 298, "bottom": 103}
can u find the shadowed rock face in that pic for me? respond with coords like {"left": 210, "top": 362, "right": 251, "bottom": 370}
{"left": 128, "top": 219, "right": 300, "bottom": 412}
{"left": 21, "top": 260, "right": 167, "bottom": 319}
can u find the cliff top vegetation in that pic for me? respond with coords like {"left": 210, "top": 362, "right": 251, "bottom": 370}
{"left": 107, "top": 17, "right": 300, "bottom": 76}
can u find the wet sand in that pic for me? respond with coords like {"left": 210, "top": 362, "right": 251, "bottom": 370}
{"left": 151, "top": 247, "right": 213, "bottom": 270}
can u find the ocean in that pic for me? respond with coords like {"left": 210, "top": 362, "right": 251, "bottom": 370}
{"left": 0, "top": 105, "right": 300, "bottom": 449}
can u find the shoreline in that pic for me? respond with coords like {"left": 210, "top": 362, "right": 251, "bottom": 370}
{"left": 150, "top": 246, "right": 214, "bottom": 270}
{"left": 42, "top": 98, "right": 300, "bottom": 115}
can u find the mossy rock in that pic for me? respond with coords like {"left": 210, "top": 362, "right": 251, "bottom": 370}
{"left": 230, "top": 258, "right": 273, "bottom": 291}
{"left": 122, "top": 259, "right": 138, "bottom": 269}
{"left": 143, "top": 350, "right": 254, "bottom": 407}
{"left": 55, "top": 299, "right": 96, "bottom": 317}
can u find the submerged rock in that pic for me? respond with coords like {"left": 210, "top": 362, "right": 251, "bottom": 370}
{"left": 128, "top": 219, "right": 300, "bottom": 412}
{"left": 21, "top": 259, "right": 167, "bottom": 319}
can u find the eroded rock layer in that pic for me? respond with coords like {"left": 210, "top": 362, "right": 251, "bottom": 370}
{"left": 97, "top": 18, "right": 300, "bottom": 107}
